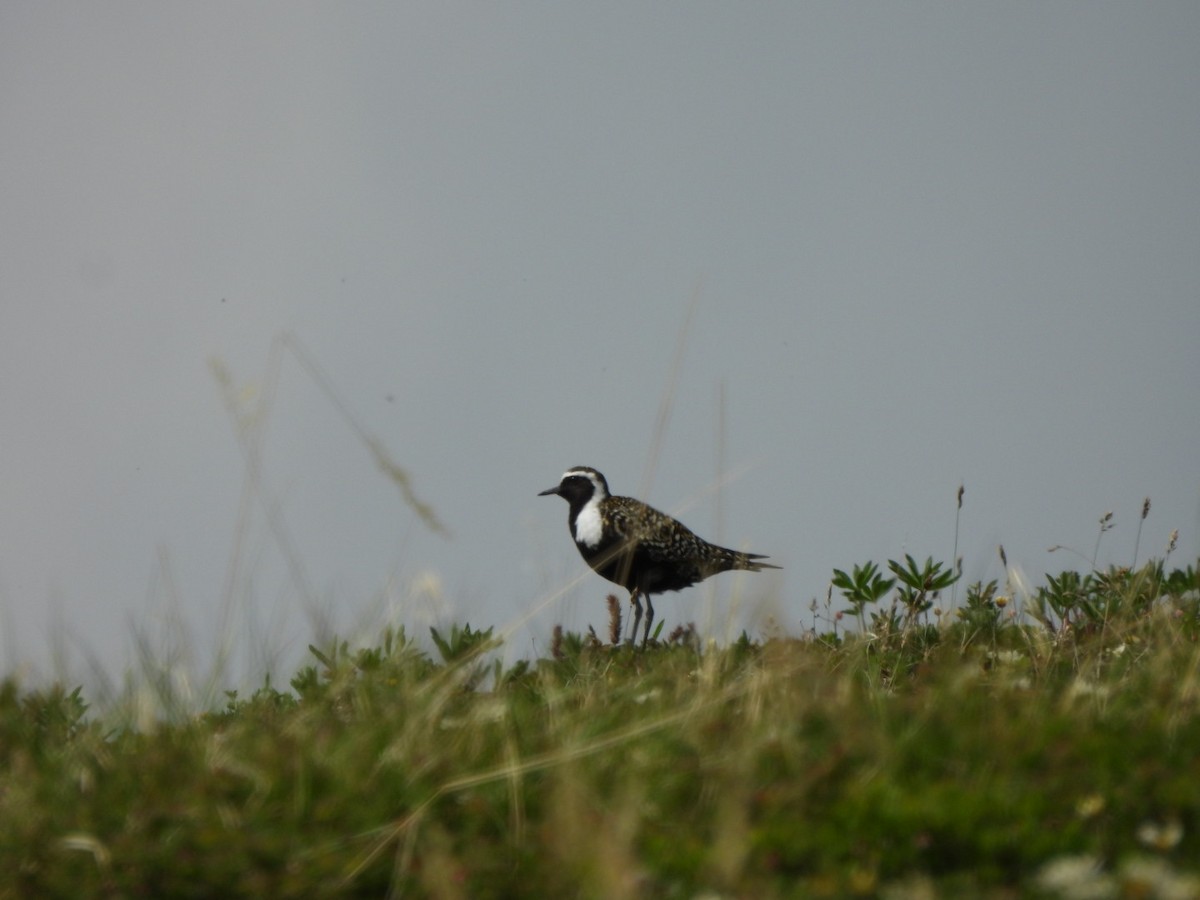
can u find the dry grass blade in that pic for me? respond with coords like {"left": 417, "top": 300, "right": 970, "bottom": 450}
{"left": 281, "top": 332, "right": 450, "bottom": 537}
{"left": 638, "top": 286, "right": 700, "bottom": 501}
{"left": 339, "top": 702, "right": 704, "bottom": 885}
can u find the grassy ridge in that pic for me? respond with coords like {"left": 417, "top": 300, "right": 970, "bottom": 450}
{"left": 1, "top": 559, "right": 1198, "bottom": 898}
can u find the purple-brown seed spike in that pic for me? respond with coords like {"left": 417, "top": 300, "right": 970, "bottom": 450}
{"left": 606, "top": 594, "right": 622, "bottom": 646}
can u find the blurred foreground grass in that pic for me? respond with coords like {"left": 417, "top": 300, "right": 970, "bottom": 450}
{"left": 2, "top": 558, "right": 1198, "bottom": 898}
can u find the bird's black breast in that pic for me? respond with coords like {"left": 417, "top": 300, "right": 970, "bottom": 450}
{"left": 574, "top": 530, "right": 705, "bottom": 596}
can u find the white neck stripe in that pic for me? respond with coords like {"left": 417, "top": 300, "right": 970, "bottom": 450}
{"left": 573, "top": 495, "right": 604, "bottom": 548}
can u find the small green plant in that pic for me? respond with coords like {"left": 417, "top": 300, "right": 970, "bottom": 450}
{"left": 0, "top": 682, "right": 90, "bottom": 763}
{"left": 1032, "top": 569, "right": 1094, "bottom": 632}
{"left": 887, "top": 554, "right": 959, "bottom": 624}
{"left": 429, "top": 623, "right": 493, "bottom": 664}
{"left": 429, "top": 623, "right": 499, "bottom": 689}
{"left": 216, "top": 674, "right": 296, "bottom": 720}
{"left": 832, "top": 560, "right": 896, "bottom": 630}
{"left": 954, "top": 579, "right": 1004, "bottom": 640}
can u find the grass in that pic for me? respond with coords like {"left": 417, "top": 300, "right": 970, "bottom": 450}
{"left": 1, "top": 557, "right": 1198, "bottom": 898}
{"left": 12, "top": 338, "right": 1191, "bottom": 896}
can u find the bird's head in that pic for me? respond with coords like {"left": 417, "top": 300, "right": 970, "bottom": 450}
{"left": 538, "top": 467, "right": 610, "bottom": 505}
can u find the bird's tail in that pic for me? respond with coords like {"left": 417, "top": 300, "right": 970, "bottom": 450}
{"left": 711, "top": 545, "right": 780, "bottom": 573}
{"left": 739, "top": 552, "right": 781, "bottom": 572}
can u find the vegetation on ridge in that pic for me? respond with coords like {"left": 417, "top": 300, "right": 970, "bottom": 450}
{"left": 1, "top": 550, "right": 1198, "bottom": 898}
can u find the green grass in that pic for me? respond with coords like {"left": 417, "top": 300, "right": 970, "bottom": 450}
{"left": 1, "top": 558, "right": 1198, "bottom": 898}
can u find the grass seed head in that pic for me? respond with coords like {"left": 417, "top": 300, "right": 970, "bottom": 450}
{"left": 606, "top": 595, "right": 622, "bottom": 645}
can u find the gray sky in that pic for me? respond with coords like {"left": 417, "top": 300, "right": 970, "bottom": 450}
{"left": 3, "top": 4, "right": 1198, "bottom": 691}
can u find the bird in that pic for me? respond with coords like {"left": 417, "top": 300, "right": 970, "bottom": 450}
{"left": 539, "top": 466, "right": 779, "bottom": 646}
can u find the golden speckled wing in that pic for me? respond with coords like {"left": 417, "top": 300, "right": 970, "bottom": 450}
{"left": 604, "top": 497, "right": 711, "bottom": 563}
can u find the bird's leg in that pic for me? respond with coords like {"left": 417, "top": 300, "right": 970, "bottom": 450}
{"left": 642, "top": 594, "right": 655, "bottom": 647}
{"left": 627, "top": 591, "right": 643, "bottom": 646}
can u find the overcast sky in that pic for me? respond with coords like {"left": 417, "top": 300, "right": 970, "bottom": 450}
{"left": 3, "top": 4, "right": 1198, "bottom": 693}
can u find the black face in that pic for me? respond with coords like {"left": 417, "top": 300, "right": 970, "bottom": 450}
{"left": 539, "top": 473, "right": 594, "bottom": 506}
{"left": 556, "top": 474, "right": 594, "bottom": 505}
